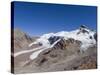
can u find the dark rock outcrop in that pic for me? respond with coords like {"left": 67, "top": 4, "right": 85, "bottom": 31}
{"left": 94, "top": 32, "right": 97, "bottom": 42}
{"left": 48, "top": 36, "right": 63, "bottom": 45}
{"left": 77, "top": 25, "right": 89, "bottom": 35}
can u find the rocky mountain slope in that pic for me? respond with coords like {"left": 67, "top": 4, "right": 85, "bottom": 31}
{"left": 13, "top": 29, "right": 38, "bottom": 53}
{"left": 12, "top": 25, "right": 97, "bottom": 74}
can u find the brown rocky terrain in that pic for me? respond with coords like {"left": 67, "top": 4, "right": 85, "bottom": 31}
{"left": 13, "top": 29, "right": 38, "bottom": 53}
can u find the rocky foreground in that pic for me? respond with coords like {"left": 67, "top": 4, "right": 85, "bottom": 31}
{"left": 14, "top": 45, "right": 97, "bottom": 74}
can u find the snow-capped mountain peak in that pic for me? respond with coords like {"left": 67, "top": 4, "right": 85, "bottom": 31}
{"left": 29, "top": 25, "right": 96, "bottom": 52}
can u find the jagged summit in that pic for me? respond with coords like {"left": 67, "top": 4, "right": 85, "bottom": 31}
{"left": 80, "top": 25, "right": 88, "bottom": 29}
{"left": 78, "top": 25, "right": 90, "bottom": 34}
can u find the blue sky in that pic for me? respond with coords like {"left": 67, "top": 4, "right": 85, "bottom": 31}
{"left": 12, "top": 1, "right": 97, "bottom": 36}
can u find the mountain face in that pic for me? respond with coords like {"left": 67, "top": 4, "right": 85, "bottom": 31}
{"left": 13, "top": 29, "right": 37, "bottom": 53}
{"left": 29, "top": 25, "right": 96, "bottom": 52}
{"left": 13, "top": 25, "right": 97, "bottom": 74}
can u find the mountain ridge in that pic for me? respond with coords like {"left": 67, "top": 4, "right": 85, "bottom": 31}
{"left": 13, "top": 25, "right": 97, "bottom": 73}
{"left": 29, "top": 25, "right": 97, "bottom": 52}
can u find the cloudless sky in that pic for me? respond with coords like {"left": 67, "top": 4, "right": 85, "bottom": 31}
{"left": 13, "top": 1, "right": 97, "bottom": 36}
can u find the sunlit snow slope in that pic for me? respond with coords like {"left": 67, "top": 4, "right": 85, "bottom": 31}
{"left": 29, "top": 25, "right": 96, "bottom": 51}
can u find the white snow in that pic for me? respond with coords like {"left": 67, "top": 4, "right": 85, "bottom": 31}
{"left": 30, "top": 47, "right": 48, "bottom": 60}
{"left": 14, "top": 46, "right": 44, "bottom": 57}
{"left": 30, "top": 48, "right": 48, "bottom": 60}
{"left": 29, "top": 33, "right": 55, "bottom": 47}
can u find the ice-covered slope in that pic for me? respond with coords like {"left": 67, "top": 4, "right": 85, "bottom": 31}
{"left": 29, "top": 25, "right": 96, "bottom": 51}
